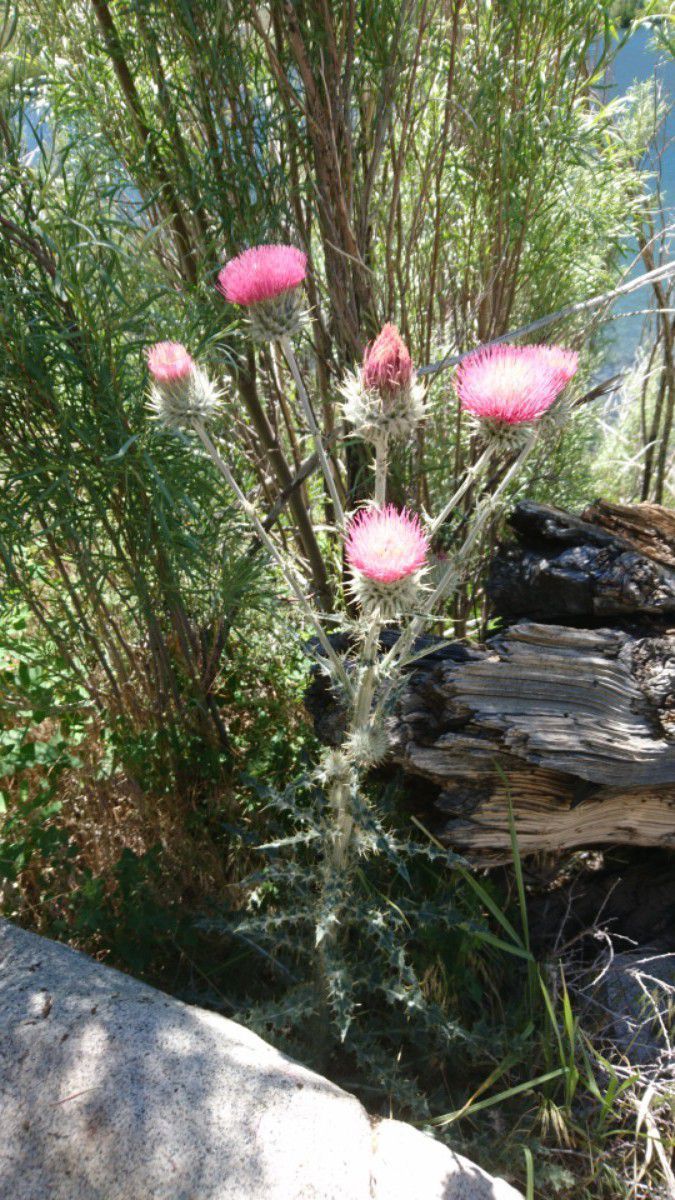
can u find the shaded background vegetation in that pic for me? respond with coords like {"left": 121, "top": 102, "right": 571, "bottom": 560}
{"left": 1, "top": 1, "right": 674, "bottom": 1196}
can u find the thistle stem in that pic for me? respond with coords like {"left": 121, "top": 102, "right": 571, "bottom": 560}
{"left": 280, "top": 335, "right": 345, "bottom": 532}
{"left": 327, "top": 771, "right": 355, "bottom": 872}
{"left": 192, "top": 419, "right": 351, "bottom": 695}
{"left": 429, "top": 443, "right": 493, "bottom": 537}
{"left": 373, "top": 434, "right": 388, "bottom": 508}
{"left": 429, "top": 429, "right": 537, "bottom": 608}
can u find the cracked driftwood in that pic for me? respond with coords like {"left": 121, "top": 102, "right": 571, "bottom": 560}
{"left": 390, "top": 621, "right": 675, "bottom": 857}
{"left": 307, "top": 500, "right": 675, "bottom": 859}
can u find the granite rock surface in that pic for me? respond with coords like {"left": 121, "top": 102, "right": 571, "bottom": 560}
{"left": 0, "top": 920, "right": 523, "bottom": 1200}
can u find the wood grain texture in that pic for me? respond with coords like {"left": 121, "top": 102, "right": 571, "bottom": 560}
{"left": 389, "top": 622, "right": 675, "bottom": 857}
{"left": 582, "top": 499, "right": 675, "bottom": 568}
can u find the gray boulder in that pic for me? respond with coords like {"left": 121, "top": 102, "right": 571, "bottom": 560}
{"left": 0, "top": 920, "right": 522, "bottom": 1200}
{"left": 602, "top": 945, "right": 675, "bottom": 1066}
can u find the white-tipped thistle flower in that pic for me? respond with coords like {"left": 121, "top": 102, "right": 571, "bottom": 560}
{"left": 341, "top": 324, "right": 426, "bottom": 443}
{"left": 454, "top": 343, "right": 579, "bottom": 452}
{"left": 345, "top": 505, "right": 429, "bottom": 622}
{"left": 217, "top": 244, "right": 308, "bottom": 342}
{"left": 146, "top": 342, "right": 222, "bottom": 429}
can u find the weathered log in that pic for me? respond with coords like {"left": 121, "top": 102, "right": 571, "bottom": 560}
{"left": 527, "top": 848, "right": 675, "bottom": 951}
{"left": 389, "top": 621, "right": 675, "bottom": 858}
{"left": 307, "top": 619, "right": 675, "bottom": 858}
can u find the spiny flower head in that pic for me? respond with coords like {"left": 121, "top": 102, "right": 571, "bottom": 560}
{"left": 341, "top": 325, "right": 425, "bottom": 442}
{"left": 343, "top": 723, "right": 391, "bottom": 768}
{"left": 146, "top": 341, "right": 221, "bottom": 429}
{"left": 315, "top": 749, "right": 355, "bottom": 787}
{"left": 345, "top": 506, "right": 428, "bottom": 620}
{"left": 346, "top": 505, "right": 428, "bottom": 584}
{"left": 362, "top": 324, "right": 413, "bottom": 393}
{"left": 147, "top": 341, "right": 194, "bottom": 384}
{"left": 217, "top": 245, "right": 307, "bottom": 341}
{"left": 455, "top": 343, "right": 576, "bottom": 426}
{"left": 218, "top": 244, "right": 307, "bottom": 306}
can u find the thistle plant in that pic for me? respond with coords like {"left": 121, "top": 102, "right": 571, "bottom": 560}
{"left": 145, "top": 242, "right": 579, "bottom": 1053}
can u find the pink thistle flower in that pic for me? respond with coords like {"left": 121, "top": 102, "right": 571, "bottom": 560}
{"left": 362, "top": 324, "right": 413, "bottom": 393}
{"left": 218, "top": 244, "right": 307, "bottom": 307}
{"left": 146, "top": 341, "right": 220, "bottom": 428}
{"left": 455, "top": 343, "right": 575, "bottom": 426}
{"left": 346, "top": 505, "right": 429, "bottom": 584}
{"left": 537, "top": 344, "right": 579, "bottom": 384}
{"left": 147, "top": 341, "right": 195, "bottom": 384}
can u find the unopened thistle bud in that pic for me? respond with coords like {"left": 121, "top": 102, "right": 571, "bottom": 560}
{"left": 341, "top": 324, "right": 426, "bottom": 443}
{"left": 146, "top": 342, "right": 221, "bottom": 428}
{"left": 343, "top": 723, "right": 390, "bottom": 768}
{"left": 217, "top": 244, "right": 308, "bottom": 342}
{"left": 454, "top": 343, "right": 578, "bottom": 452}
{"left": 345, "top": 505, "right": 429, "bottom": 621}
{"left": 316, "top": 748, "right": 355, "bottom": 786}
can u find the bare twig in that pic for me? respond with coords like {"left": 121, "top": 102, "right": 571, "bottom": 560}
{"left": 419, "top": 262, "right": 675, "bottom": 377}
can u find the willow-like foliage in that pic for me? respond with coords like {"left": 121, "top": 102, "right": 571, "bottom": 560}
{"left": 16, "top": 2, "right": 655, "bottom": 447}
{"left": 0, "top": 59, "right": 267, "bottom": 776}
